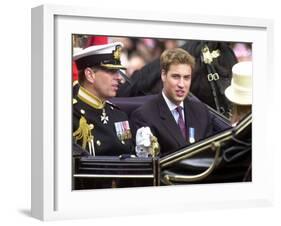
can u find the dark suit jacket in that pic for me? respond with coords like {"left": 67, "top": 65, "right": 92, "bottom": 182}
{"left": 130, "top": 94, "right": 213, "bottom": 156}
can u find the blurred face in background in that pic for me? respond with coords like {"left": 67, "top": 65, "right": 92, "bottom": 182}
{"left": 161, "top": 63, "right": 192, "bottom": 106}
{"left": 126, "top": 55, "right": 145, "bottom": 77}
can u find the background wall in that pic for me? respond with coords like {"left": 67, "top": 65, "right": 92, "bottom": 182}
{"left": 0, "top": 0, "right": 280, "bottom": 225}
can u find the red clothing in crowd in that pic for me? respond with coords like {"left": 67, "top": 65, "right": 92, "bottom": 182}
{"left": 73, "top": 36, "right": 108, "bottom": 82}
{"left": 86, "top": 36, "right": 108, "bottom": 47}
{"left": 72, "top": 61, "right": 79, "bottom": 82}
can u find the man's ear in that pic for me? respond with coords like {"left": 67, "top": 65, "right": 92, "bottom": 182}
{"left": 84, "top": 67, "right": 95, "bottom": 84}
{"left": 161, "top": 69, "right": 166, "bottom": 82}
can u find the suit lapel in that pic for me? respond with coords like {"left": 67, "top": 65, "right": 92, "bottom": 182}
{"left": 184, "top": 98, "right": 200, "bottom": 144}
{"left": 158, "top": 94, "right": 186, "bottom": 146}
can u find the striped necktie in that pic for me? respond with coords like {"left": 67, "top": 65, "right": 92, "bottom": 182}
{"left": 176, "top": 106, "right": 186, "bottom": 139}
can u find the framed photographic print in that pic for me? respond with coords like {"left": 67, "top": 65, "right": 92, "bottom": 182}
{"left": 31, "top": 4, "right": 274, "bottom": 221}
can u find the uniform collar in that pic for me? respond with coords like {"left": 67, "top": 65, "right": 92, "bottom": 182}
{"left": 78, "top": 86, "right": 105, "bottom": 109}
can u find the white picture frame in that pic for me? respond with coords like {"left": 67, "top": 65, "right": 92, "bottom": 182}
{"left": 31, "top": 4, "right": 274, "bottom": 221}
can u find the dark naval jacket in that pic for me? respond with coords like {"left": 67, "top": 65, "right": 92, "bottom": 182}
{"left": 73, "top": 86, "right": 134, "bottom": 156}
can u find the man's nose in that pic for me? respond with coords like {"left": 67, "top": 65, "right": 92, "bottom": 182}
{"left": 113, "top": 71, "right": 122, "bottom": 80}
{"left": 178, "top": 77, "right": 184, "bottom": 87}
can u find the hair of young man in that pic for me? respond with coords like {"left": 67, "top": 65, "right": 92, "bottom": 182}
{"left": 160, "top": 48, "right": 195, "bottom": 73}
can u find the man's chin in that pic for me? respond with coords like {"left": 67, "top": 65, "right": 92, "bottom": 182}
{"left": 175, "top": 96, "right": 185, "bottom": 101}
{"left": 171, "top": 97, "right": 184, "bottom": 105}
{"left": 108, "top": 91, "right": 117, "bottom": 98}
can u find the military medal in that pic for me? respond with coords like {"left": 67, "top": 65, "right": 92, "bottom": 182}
{"left": 101, "top": 109, "right": 109, "bottom": 124}
{"left": 123, "top": 120, "right": 132, "bottom": 139}
{"left": 114, "top": 121, "right": 123, "bottom": 141}
{"left": 114, "top": 120, "right": 132, "bottom": 142}
{"left": 189, "top": 127, "right": 195, "bottom": 143}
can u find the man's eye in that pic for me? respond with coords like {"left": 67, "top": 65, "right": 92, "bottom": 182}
{"left": 108, "top": 70, "right": 119, "bottom": 74}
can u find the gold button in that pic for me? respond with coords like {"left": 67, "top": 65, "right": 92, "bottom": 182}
{"left": 96, "top": 140, "right": 101, "bottom": 146}
{"left": 73, "top": 98, "right": 77, "bottom": 104}
{"left": 121, "top": 140, "right": 125, "bottom": 144}
{"left": 80, "top": 109, "right": 85, "bottom": 115}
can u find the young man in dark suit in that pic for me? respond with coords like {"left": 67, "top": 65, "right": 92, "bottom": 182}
{"left": 130, "top": 48, "right": 213, "bottom": 156}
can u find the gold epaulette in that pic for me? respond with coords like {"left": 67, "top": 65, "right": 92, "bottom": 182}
{"left": 73, "top": 115, "right": 94, "bottom": 150}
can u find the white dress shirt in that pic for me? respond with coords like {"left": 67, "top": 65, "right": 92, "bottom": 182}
{"left": 162, "top": 91, "right": 185, "bottom": 123}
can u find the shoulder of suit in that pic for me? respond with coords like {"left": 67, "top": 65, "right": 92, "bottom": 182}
{"left": 185, "top": 94, "right": 201, "bottom": 104}
{"left": 185, "top": 95, "right": 209, "bottom": 111}
{"left": 131, "top": 97, "right": 158, "bottom": 119}
{"left": 142, "top": 94, "right": 159, "bottom": 106}
{"left": 141, "top": 95, "right": 160, "bottom": 111}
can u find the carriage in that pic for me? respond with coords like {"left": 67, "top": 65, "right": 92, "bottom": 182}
{"left": 73, "top": 94, "right": 251, "bottom": 190}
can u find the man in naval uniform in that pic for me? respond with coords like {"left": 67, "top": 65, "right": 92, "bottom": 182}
{"left": 72, "top": 42, "right": 134, "bottom": 157}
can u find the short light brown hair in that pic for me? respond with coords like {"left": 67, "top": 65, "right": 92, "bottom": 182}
{"left": 160, "top": 48, "right": 195, "bottom": 73}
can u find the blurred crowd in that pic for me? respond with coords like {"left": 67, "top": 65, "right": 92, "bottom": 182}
{"left": 72, "top": 34, "right": 252, "bottom": 81}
